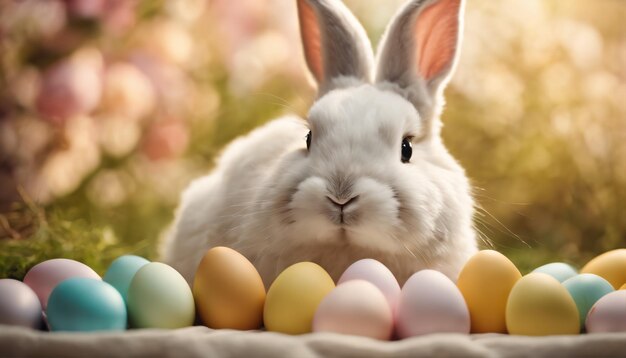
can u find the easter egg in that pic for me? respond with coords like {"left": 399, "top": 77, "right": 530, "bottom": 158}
{"left": 23, "top": 258, "right": 101, "bottom": 309}
{"left": 506, "top": 273, "right": 579, "bottom": 335}
{"left": 396, "top": 270, "right": 470, "bottom": 338}
{"left": 581, "top": 249, "right": 626, "bottom": 289}
{"left": 103, "top": 255, "right": 150, "bottom": 303}
{"left": 313, "top": 280, "right": 393, "bottom": 340}
{"left": 47, "top": 278, "right": 126, "bottom": 332}
{"left": 562, "top": 274, "right": 614, "bottom": 329}
{"left": 193, "top": 247, "right": 265, "bottom": 330}
{"left": 337, "top": 259, "right": 400, "bottom": 314}
{"left": 0, "top": 279, "right": 43, "bottom": 329}
{"left": 532, "top": 262, "right": 578, "bottom": 283}
{"left": 456, "top": 250, "right": 522, "bottom": 333}
{"left": 264, "top": 262, "right": 335, "bottom": 334}
{"left": 585, "top": 290, "right": 626, "bottom": 333}
{"left": 127, "top": 262, "right": 195, "bottom": 329}
{"left": 620, "top": 283, "right": 626, "bottom": 290}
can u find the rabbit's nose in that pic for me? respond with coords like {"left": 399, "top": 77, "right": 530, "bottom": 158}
{"left": 326, "top": 195, "right": 359, "bottom": 210}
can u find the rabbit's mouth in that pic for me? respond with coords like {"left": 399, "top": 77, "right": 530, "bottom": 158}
{"left": 329, "top": 209, "right": 359, "bottom": 227}
{"left": 326, "top": 197, "right": 360, "bottom": 227}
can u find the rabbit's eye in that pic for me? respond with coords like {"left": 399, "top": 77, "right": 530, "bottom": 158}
{"left": 401, "top": 137, "right": 412, "bottom": 163}
{"left": 306, "top": 131, "right": 312, "bottom": 150}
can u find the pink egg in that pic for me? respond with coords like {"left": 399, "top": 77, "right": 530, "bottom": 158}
{"left": 338, "top": 259, "right": 401, "bottom": 313}
{"left": 313, "top": 280, "right": 393, "bottom": 340}
{"left": 586, "top": 290, "right": 626, "bottom": 333}
{"left": 396, "top": 270, "right": 470, "bottom": 338}
{"left": 23, "top": 259, "right": 101, "bottom": 310}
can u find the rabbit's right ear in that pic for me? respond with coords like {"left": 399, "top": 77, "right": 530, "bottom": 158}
{"left": 297, "top": 0, "right": 374, "bottom": 96}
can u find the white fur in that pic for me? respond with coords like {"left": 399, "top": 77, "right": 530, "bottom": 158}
{"left": 161, "top": 0, "right": 477, "bottom": 286}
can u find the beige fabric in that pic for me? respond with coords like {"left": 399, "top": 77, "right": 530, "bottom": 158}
{"left": 1, "top": 325, "right": 625, "bottom": 358}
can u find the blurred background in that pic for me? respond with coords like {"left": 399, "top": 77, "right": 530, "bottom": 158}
{"left": 0, "top": 0, "right": 624, "bottom": 279}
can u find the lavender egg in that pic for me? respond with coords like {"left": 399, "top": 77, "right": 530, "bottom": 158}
{"left": 396, "top": 270, "right": 470, "bottom": 338}
{"left": 586, "top": 290, "right": 626, "bottom": 333}
{"left": 0, "top": 279, "right": 43, "bottom": 329}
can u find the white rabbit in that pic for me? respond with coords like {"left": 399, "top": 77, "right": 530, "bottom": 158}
{"left": 161, "top": 0, "right": 477, "bottom": 286}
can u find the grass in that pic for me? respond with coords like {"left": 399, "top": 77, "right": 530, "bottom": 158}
{"left": 0, "top": 196, "right": 157, "bottom": 280}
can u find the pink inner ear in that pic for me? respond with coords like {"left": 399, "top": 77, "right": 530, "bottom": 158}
{"left": 414, "top": 0, "right": 461, "bottom": 81}
{"left": 297, "top": 0, "right": 324, "bottom": 83}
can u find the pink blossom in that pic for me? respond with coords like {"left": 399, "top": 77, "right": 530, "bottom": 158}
{"left": 36, "top": 48, "right": 103, "bottom": 124}
{"left": 102, "top": 0, "right": 136, "bottom": 35}
{"left": 65, "top": 0, "right": 105, "bottom": 18}
{"left": 141, "top": 119, "right": 189, "bottom": 161}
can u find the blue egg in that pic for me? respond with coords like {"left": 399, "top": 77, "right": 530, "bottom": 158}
{"left": 563, "top": 273, "right": 614, "bottom": 329}
{"left": 103, "top": 255, "right": 150, "bottom": 303}
{"left": 532, "top": 262, "right": 578, "bottom": 282}
{"left": 47, "top": 278, "right": 127, "bottom": 332}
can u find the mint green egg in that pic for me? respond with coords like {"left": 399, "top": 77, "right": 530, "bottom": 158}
{"left": 532, "top": 262, "right": 578, "bottom": 283}
{"left": 563, "top": 273, "right": 614, "bottom": 329}
{"left": 127, "top": 262, "right": 195, "bottom": 329}
{"left": 47, "top": 278, "right": 126, "bottom": 332}
{"left": 104, "top": 255, "right": 150, "bottom": 304}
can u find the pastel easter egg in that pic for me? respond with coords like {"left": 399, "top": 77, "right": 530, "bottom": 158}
{"left": 193, "top": 247, "right": 265, "bottom": 330}
{"left": 506, "top": 273, "right": 579, "bottom": 336}
{"left": 456, "top": 250, "right": 522, "bottom": 333}
{"left": 581, "top": 249, "right": 626, "bottom": 289}
{"left": 46, "top": 278, "right": 126, "bottom": 332}
{"left": 532, "top": 262, "right": 578, "bottom": 283}
{"left": 0, "top": 279, "right": 43, "bottom": 329}
{"left": 264, "top": 262, "right": 335, "bottom": 334}
{"left": 337, "top": 259, "right": 400, "bottom": 314}
{"left": 103, "top": 255, "right": 150, "bottom": 303}
{"left": 23, "top": 258, "right": 101, "bottom": 309}
{"left": 396, "top": 270, "right": 470, "bottom": 338}
{"left": 127, "top": 262, "right": 195, "bottom": 329}
{"left": 585, "top": 290, "right": 626, "bottom": 333}
{"left": 562, "top": 274, "right": 614, "bottom": 329}
{"left": 313, "top": 280, "right": 393, "bottom": 340}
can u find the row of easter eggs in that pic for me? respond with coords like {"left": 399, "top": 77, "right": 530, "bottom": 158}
{"left": 195, "top": 247, "right": 626, "bottom": 338}
{"left": 458, "top": 249, "right": 626, "bottom": 335}
{"left": 0, "top": 256, "right": 196, "bottom": 331}
{"left": 1, "top": 248, "right": 625, "bottom": 338}
{"left": 194, "top": 247, "right": 468, "bottom": 339}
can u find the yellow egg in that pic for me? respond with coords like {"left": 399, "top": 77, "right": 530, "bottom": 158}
{"left": 620, "top": 283, "right": 626, "bottom": 290}
{"left": 193, "top": 247, "right": 266, "bottom": 330}
{"left": 264, "top": 262, "right": 335, "bottom": 334}
{"left": 506, "top": 273, "right": 579, "bottom": 336}
{"left": 457, "top": 250, "right": 522, "bottom": 333}
{"left": 581, "top": 249, "right": 626, "bottom": 289}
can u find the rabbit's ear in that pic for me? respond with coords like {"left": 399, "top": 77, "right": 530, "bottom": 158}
{"left": 375, "top": 0, "right": 463, "bottom": 116}
{"left": 297, "top": 0, "right": 374, "bottom": 95}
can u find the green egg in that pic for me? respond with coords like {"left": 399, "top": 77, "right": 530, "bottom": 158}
{"left": 532, "top": 262, "right": 578, "bottom": 283}
{"left": 562, "top": 273, "right": 614, "bottom": 329}
{"left": 127, "top": 262, "right": 195, "bottom": 329}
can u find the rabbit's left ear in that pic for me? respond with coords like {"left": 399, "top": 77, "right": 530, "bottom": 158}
{"left": 297, "top": 0, "right": 374, "bottom": 96}
{"left": 375, "top": 0, "right": 464, "bottom": 118}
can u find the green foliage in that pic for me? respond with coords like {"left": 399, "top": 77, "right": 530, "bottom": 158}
{"left": 0, "top": 204, "right": 141, "bottom": 280}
